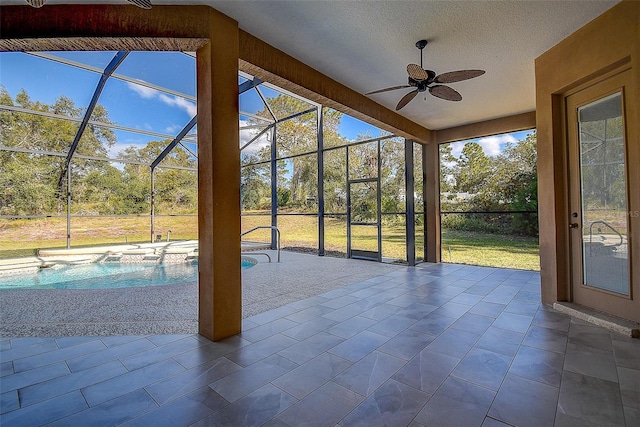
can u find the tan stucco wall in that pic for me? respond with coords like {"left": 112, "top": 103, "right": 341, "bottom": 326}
{"left": 535, "top": 1, "right": 639, "bottom": 309}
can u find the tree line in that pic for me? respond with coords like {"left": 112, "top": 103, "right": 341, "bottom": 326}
{"left": 1, "top": 86, "right": 538, "bottom": 237}
{"left": 0, "top": 88, "right": 197, "bottom": 216}
{"left": 240, "top": 95, "right": 409, "bottom": 224}
{"left": 439, "top": 132, "right": 538, "bottom": 236}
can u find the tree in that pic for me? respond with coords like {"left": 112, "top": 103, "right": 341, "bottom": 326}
{"left": 240, "top": 152, "right": 270, "bottom": 211}
{"left": 439, "top": 132, "right": 538, "bottom": 236}
{"left": 454, "top": 142, "right": 492, "bottom": 195}
{"left": 0, "top": 88, "right": 116, "bottom": 215}
{"left": 247, "top": 95, "right": 346, "bottom": 212}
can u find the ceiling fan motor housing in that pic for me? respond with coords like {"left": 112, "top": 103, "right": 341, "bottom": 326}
{"left": 407, "top": 77, "right": 430, "bottom": 92}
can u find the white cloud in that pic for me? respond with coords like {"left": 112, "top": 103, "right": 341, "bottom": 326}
{"left": 127, "top": 81, "right": 157, "bottom": 99}
{"left": 165, "top": 124, "right": 182, "bottom": 134}
{"left": 444, "top": 133, "right": 518, "bottom": 160}
{"left": 477, "top": 134, "right": 517, "bottom": 157}
{"left": 449, "top": 141, "right": 465, "bottom": 159}
{"left": 158, "top": 93, "right": 197, "bottom": 116}
{"left": 106, "top": 141, "right": 142, "bottom": 159}
{"left": 239, "top": 119, "right": 270, "bottom": 153}
{"left": 127, "top": 81, "right": 196, "bottom": 116}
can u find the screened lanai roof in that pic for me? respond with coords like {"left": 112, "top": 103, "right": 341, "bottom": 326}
{"left": 0, "top": 50, "right": 324, "bottom": 171}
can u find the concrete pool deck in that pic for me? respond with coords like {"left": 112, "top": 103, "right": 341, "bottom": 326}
{"left": 0, "top": 250, "right": 399, "bottom": 337}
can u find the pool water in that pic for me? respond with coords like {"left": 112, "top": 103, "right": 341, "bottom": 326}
{"left": 0, "top": 259, "right": 256, "bottom": 290}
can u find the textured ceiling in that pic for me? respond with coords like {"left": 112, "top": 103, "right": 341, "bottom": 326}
{"left": 207, "top": 0, "right": 619, "bottom": 130}
{"left": 3, "top": 0, "right": 621, "bottom": 130}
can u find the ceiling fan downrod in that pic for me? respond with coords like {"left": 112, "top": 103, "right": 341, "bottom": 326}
{"left": 415, "top": 39, "right": 428, "bottom": 69}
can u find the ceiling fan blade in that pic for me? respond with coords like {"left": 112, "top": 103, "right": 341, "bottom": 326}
{"left": 25, "top": 0, "right": 46, "bottom": 7}
{"left": 407, "top": 64, "right": 429, "bottom": 81}
{"left": 429, "top": 85, "right": 462, "bottom": 101}
{"left": 365, "top": 85, "right": 411, "bottom": 95}
{"left": 435, "top": 69, "right": 485, "bottom": 84}
{"left": 396, "top": 89, "right": 419, "bottom": 110}
{"left": 126, "top": 0, "right": 153, "bottom": 8}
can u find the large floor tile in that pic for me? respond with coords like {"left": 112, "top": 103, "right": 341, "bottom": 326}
{"left": 272, "top": 353, "right": 352, "bottom": 399}
{"left": 333, "top": 351, "right": 406, "bottom": 396}
{"left": 376, "top": 329, "right": 434, "bottom": 360}
{"left": 119, "top": 386, "right": 229, "bottom": 427}
{"left": 613, "top": 338, "right": 640, "bottom": 370}
{"left": 475, "top": 326, "right": 524, "bottom": 357}
{"left": 0, "top": 361, "right": 70, "bottom": 394}
{"left": 19, "top": 359, "right": 128, "bottom": 407}
{"left": 624, "top": 405, "right": 640, "bottom": 427}
{"left": 564, "top": 345, "right": 618, "bottom": 383}
{"left": 193, "top": 384, "right": 296, "bottom": 427}
{"left": 392, "top": 348, "right": 460, "bottom": 395}
{"left": 225, "top": 334, "right": 298, "bottom": 367}
{"left": 271, "top": 381, "right": 364, "bottom": 427}
{"left": 144, "top": 356, "right": 241, "bottom": 405}
{"left": 0, "top": 390, "right": 19, "bottom": 415}
{"left": 120, "top": 336, "right": 202, "bottom": 371}
{"left": 618, "top": 366, "right": 640, "bottom": 409}
{"left": 556, "top": 370, "right": 625, "bottom": 427}
{"left": 13, "top": 340, "right": 106, "bottom": 373}
{"left": 451, "top": 347, "right": 512, "bottom": 391}
{"left": 209, "top": 354, "right": 298, "bottom": 403}
{"left": 81, "top": 358, "right": 185, "bottom": 406}
{"left": 409, "top": 314, "right": 456, "bottom": 336}
{"left": 47, "top": 389, "right": 158, "bottom": 427}
{"left": 491, "top": 312, "right": 532, "bottom": 334}
{"left": 277, "top": 332, "right": 344, "bottom": 365}
{"left": 0, "top": 390, "right": 87, "bottom": 427}
{"left": 488, "top": 373, "right": 558, "bottom": 427}
{"left": 414, "top": 376, "right": 495, "bottom": 427}
{"left": 328, "top": 331, "right": 390, "bottom": 363}
{"left": 522, "top": 325, "right": 567, "bottom": 354}
{"left": 508, "top": 345, "right": 564, "bottom": 387}
{"left": 426, "top": 328, "right": 479, "bottom": 359}
{"left": 339, "top": 379, "right": 430, "bottom": 427}
{"left": 469, "top": 301, "right": 506, "bottom": 318}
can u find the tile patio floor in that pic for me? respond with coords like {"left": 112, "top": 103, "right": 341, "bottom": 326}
{"left": 1, "top": 262, "right": 639, "bottom": 426}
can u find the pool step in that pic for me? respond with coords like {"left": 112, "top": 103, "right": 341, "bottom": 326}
{"left": 103, "top": 253, "right": 123, "bottom": 262}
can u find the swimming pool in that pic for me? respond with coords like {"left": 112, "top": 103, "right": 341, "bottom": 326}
{"left": 0, "top": 258, "right": 257, "bottom": 290}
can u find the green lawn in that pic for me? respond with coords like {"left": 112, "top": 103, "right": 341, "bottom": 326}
{"left": 441, "top": 229, "right": 539, "bottom": 271}
{"left": 0, "top": 216, "right": 539, "bottom": 270}
{"left": 0, "top": 216, "right": 197, "bottom": 259}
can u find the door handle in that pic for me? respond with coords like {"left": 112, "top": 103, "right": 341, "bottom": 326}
{"left": 569, "top": 223, "right": 579, "bottom": 229}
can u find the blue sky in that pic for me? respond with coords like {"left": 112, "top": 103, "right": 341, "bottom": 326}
{"left": 1, "top": 51, "right": 530, "bottom": 158}
{"left": 447, "top": 129, "right": 534, "bottom": 159}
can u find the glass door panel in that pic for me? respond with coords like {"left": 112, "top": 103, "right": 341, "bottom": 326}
{"left": 350, "top": 181, "right": 377, "bottom": 223}
{"left": 348, "top": 180, "right": 380, "bottom": 261}
{"left": 577, "top": 92, "right": 629, "bottom": 295}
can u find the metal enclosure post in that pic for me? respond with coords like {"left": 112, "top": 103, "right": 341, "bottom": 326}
{"left": 270, "top": 126, "right": 278, "bottom": 249}
{"left": 66, "top": 163, "right": 71, "bottom": 249}
{"left": 405, "top": 139, "right": 416, "bottom": 266}
{"left": 57, "top": 51, "right": 129, "bottom": 195}
{"left": 150, "top": 167, "right": 155, "bottom": 243}
{"left": 422, "top": 145, "right": 429, "bottom": 260}
{"left": 317, "top": 106, "right": 325, "bottom": 256}
{"left": 346, "top": 147, "right": 351, "bottom": 258}
{"left": 376, "top": 140, "right": 382, "bottom": 262}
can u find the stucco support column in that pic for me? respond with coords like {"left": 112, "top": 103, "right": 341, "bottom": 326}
{"left": 424, "top": 142, "right": 441, "bottom": 263}
{"left": 196, "top": 12, "right": 241, "bottom": 341}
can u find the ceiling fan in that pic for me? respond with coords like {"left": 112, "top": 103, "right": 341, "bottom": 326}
{"left": 366, "top": 39, "right": 485, "bottom": 110}
{"left": 25, "top": 0, "right": 152, "bottom": 8}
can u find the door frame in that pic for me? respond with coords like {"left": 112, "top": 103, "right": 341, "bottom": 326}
{"left": 564, "top": 69, "right": 639, "bottom": 322}
{"left": 346, "top": 141, "right": 382, "bottom": 262}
